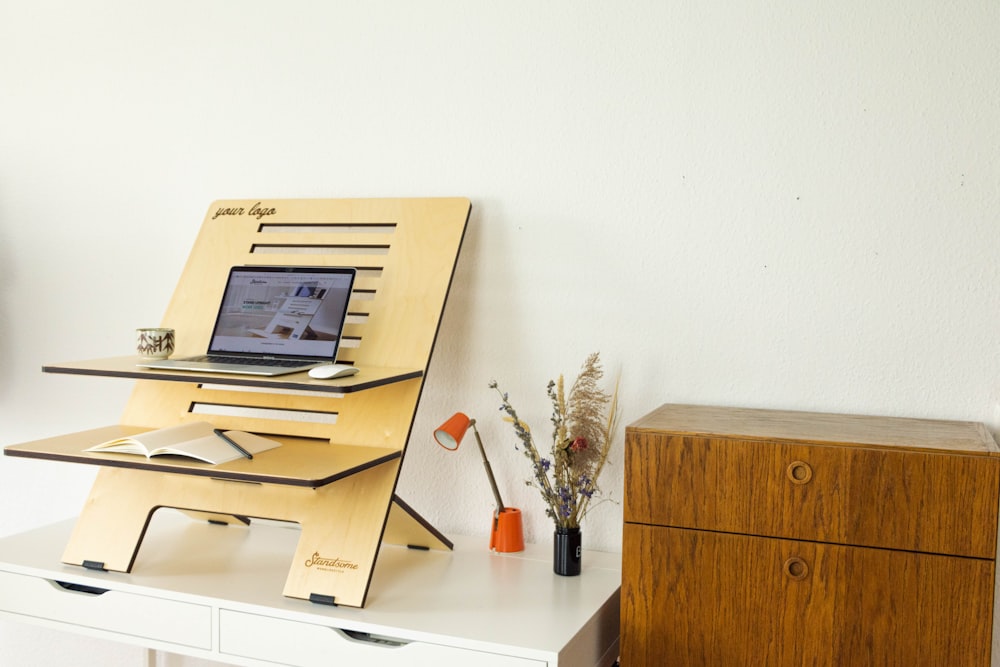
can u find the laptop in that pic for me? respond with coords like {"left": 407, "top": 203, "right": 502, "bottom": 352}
{"left": 138, "top": 265, "right": 356, "bottom": 376}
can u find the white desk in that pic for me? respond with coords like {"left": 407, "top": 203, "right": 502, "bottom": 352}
{"left": 0, "top": 510, "right": 620, "bottom": 666}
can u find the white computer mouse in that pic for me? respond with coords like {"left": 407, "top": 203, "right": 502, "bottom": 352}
{"left": 308, "top": 364, "right": 360, "bottom": 379}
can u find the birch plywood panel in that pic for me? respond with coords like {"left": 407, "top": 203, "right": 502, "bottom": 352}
{"left": 12, "top": 198, "right": 471, "bottom": 608}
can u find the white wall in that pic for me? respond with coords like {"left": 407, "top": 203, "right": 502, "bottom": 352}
{"left": 2, "top": 0, "right": 999, "bottom": 664}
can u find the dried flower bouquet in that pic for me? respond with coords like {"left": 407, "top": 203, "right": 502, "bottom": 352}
{"left": 490, "top": 352, "right": 620, "bottom": 530}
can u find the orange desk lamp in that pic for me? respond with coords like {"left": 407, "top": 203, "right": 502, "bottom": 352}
{"left": 434, "top": 412, "right": 524, "bottom": 553}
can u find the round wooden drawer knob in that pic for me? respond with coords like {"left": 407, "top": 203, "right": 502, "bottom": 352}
{"left": 784, "top": 557, "right": 810, "bottom": 581}
{"left": 786, "top": 460, "right": 813, "bottom": 484}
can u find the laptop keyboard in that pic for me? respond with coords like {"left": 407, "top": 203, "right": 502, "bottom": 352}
{"left": 189, "top": 355, "right": 312, "bottom": 368}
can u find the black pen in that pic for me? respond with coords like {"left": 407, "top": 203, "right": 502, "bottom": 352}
{"left": 213, "top": 428, "right": 253, "bottom": 460}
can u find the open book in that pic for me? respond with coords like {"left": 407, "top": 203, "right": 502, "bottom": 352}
{"left": 84, "top": 421, "right": 281, "bottom": 465}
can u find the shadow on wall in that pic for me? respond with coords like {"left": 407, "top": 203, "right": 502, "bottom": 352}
{"left": 425, "top": 199, "right": 509, "bottom": 389}
{"left": 438, "top": 201, "right": 487, "bottom": 363}
{"left": 0, "top": 212, "right": 11, "bottom": 398}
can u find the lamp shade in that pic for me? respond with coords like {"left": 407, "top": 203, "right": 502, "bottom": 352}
{"left": 434, "top": 412, "right": 471, "bottom": 451}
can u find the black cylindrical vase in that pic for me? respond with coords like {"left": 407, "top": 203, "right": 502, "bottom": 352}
{"left": 553, "top": 526, "right": 582, "bottom": 576}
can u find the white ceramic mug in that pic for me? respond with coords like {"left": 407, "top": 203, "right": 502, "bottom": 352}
{"left": 136, "top": 328, "right": 175, "bottom": 359}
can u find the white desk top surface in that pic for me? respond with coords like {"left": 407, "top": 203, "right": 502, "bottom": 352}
{"left": 0, "top": 509, "right": 622, "bottom": 657}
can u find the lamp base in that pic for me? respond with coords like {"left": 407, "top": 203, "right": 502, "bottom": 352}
{"left": 490, "top": 507, "right": 525, "bottom": 553}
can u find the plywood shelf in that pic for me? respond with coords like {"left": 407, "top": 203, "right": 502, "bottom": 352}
{"left": 4, "top": 425, "right": 400, "bottom": 488}
{"left": 43, "top": 356, "right": 423, "bottom": 395}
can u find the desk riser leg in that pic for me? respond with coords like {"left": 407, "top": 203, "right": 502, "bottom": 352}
{"left": 62, "top": 467, "right": 165, "bottom": 572}
{"left": 281, "top": 461, "right": 399, "bottom": 605}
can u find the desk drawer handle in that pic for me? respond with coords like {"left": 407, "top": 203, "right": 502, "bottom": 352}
{"left": 54, "top": 580, "right": 109, "bottom": 596}
{"left": 784, "top": 557, "right": 810, "bottom": 581}
{"left": 786, "top": 461, "right": 813, "bottom": 484}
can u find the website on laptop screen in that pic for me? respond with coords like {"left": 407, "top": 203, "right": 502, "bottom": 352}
{"left": 210, "top": 268, "right": 355, "bottom": 358}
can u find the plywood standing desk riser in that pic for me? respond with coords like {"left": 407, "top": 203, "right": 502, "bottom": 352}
{"left": 4, "top": 197, "right": 473, "bottom": 609}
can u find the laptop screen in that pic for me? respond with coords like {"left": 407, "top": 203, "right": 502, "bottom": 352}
{"left": 207, "top": 266, "right": 356, "bottom": 360}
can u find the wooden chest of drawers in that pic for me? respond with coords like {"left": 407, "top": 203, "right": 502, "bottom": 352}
{"left": 620, "top": 404, "right": 1000, "bottom": 666}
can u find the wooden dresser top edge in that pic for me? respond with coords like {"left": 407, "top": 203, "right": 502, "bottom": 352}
{"left": 626, "top": 404, "right": 1000, "bottom": 456}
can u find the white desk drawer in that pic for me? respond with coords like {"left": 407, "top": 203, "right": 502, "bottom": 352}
{"left": 0, "top": 570, "right": 211, "bottom": 649}
{"left": 220, "top": 609, "right": 545, "bottom": 667}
